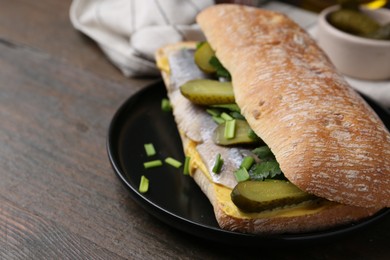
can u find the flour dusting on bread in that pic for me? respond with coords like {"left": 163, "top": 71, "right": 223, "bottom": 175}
{"left": 197, "top": 4, "right": 390, "bottom": 208}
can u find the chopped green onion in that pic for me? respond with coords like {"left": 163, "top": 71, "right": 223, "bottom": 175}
{"left": 183, "top": 156, "right": 191, "bottom": 175}
{"left": 212, "top": 116, "right": 225, "bottom": 124}
{"left": 206, "top": 108, "right": 221, "bottom": 117}
{"left": 161, "top": 98, "right": 172, "bottom": 112}
{"left": 221, "top": 112, "right": 233, "bottom": 121}
{"left": 165, "top": 157, "right": 182, "bottom": 168}
{"left": 139, "top": 175, "right": 149, "bottom": 193}
{"left": 224, "top": 119, "right": 236, "bottom": 139}
{"left": 234, "top": 167, "right": 250, "bottom": 182}
{"left": 143, "top": 160, "right": 163, "bottom": 169}
{"left": 144, "top": 143, "right": 156, "bottom": 156}
{"left": 212, "top": 153, "right": 224, "bottom": 174}
{"left": 240, "top": 156, "right": 255, "bottom": 170}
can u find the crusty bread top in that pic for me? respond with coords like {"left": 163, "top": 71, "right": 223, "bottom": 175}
{"left": 197, "top": 4, "right": 390, "bottom": 208}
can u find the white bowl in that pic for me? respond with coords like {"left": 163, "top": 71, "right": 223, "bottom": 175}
{"left": 317, "top": 5, "right": 390, "bottom": 81}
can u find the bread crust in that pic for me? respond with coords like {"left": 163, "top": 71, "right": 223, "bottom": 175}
{"left": 192, "top": 162, "right": 379, "bottom": 234}
{"left": 197, "top": 4, "right": 390, "bottom": 208}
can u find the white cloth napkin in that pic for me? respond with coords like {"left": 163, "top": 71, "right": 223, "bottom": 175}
{"left": 70, "top": 0, "right": 213, "bottom": 77}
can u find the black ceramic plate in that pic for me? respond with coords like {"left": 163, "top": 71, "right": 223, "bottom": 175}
{"left": 107, "top": 81, "right": 389, "bottom": 246}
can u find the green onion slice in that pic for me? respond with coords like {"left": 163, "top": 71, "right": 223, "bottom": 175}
{"left": 206, "top": 108, "right": 221, "bottom": 117}
{"left": 212, "top": 153, "right": 224, "bottom": 174}
{"left": 139, "top": 175, "right": 149, "bottom": 193}
{"left": 161, "top": 98, "right": 172, "bottom": 112}
{"left": 234, "top": 167, "right": 250, "bottom": 182}
{"left": 144, "top": 143, "right": 156, "bottom": 157}
{"left": 212, "top": 116, "right": 225, "bottom": 125}
{"left": 183, "top": 156, "right": 191, "bottom": 175}
{"left": 143, "top": 160, "right": 163, "bottom": 169}
{"left": 240, "top": 156, "right": 255, "bottom": 170}
{"left": 224, "top": 119, "right": 236, "bottom": 139}
{"left": 221, "top": 112, "right": 233, "bottom": 121}
{"left": 165, "top": 157, "right": 182, "bottom": 168}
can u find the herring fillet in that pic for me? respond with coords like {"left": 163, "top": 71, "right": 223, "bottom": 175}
{"left": 167, "top": 48, "right": 248, "bottom": 189}
{"left": 168, "top": 49, "right": 209, "bottom": 143}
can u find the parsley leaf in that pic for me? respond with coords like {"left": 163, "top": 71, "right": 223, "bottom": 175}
{"left": 209, "top": 56, "right": 231, "bottom": 80}
{"left": 249, "top": 160, "right": 284, "bottom": 181}
{"left": 252, "top": 146, "right": 275, "bottom": 161}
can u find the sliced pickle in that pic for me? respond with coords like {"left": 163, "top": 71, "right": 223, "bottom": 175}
{"left": 180, "top": 79, "right": 235, "bottom": 105}
{"left": 327, "top": 9, "right": 380, "bottom": 37}
{"left": 367, "top": 23, "right": 390, "bottom": 40}
{"left": 194, "top": 42, "right": 216, "bottom": 73}
{"left": 213, "top": 119, "right": 260, "bottom": 146}
{"left": 231, "top": 180, "right": 316, "bottom": 212}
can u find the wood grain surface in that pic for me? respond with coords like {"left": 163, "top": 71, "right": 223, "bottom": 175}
{"left": 0, "top": 1, "right": 389, "bottom": 259}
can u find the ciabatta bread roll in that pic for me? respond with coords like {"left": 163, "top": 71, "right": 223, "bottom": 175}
{"left": 155, "top": 4, "right": 389, "bottom": 234}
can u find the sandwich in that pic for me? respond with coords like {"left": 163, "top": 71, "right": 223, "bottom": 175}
{"left": 155, "top": 4, "right": 390, "bottom": 234}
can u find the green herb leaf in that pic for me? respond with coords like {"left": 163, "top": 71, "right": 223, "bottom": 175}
{"left": 209, "top": 56, "right": 231, "bottom": 80}
{"left": 249, "top": 160, "right": 283, "bottom": 181}
{"left": 247, "top": 129, "right": 260, "bottom": 141}
{"left": 230, "top": 111, "right": 245, "bottom": 120}
{"left": 252, "top": 146, "right": 275, "bottom": 160}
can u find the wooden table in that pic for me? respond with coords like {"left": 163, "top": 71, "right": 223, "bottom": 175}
{"left": 0, "top": 1, "right": 389, "bottom": 259}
